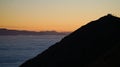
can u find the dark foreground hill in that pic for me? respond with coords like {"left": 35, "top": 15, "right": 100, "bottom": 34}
{"left": 20, "top": 14, "right": 120, "bottom": 67}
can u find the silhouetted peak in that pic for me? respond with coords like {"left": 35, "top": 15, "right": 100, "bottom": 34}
{"left": 106, "top": 14, "right": 117, "bottom": 18}
{"left": 98, "top": 14, "right": 120, "bottom": 21}
{"left": 107, "top": 14, "right": 113, "bottom": 16}
{"left": 20, "top": 14, "right": 120, "bottom": 67}
{"left": 74, "top": 14, "right": 120, "bottom": 34}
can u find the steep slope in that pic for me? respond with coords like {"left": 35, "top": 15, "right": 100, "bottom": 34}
{"left": 20, "top": 14, "right": 120, "bottom": 67}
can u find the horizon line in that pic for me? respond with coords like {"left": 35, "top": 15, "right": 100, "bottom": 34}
{"left": 0, "top": 28, "right": 72, "bottom": 33}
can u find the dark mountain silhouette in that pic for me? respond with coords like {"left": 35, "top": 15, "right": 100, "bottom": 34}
{"left": 0, "top": 29, "right": 69, "bottom": 35}
{"left": 20, "top": 14, "right": 120, "bottom": 67}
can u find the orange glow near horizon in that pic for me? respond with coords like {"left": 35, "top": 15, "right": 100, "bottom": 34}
{"left": 0, "top": 0, "right": 120, "bottom": 32}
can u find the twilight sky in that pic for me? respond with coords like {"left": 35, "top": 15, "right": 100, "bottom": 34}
{"left": 0, "top": 0, "right": 120, "bottom": 32}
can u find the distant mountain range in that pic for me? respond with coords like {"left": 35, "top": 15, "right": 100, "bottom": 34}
{"left": 0, "top": 28, "right": 70, "bottom": 35}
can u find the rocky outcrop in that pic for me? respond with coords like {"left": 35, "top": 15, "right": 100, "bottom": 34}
{"left": 20, "top": 14, "right": 120, "bottom": 67}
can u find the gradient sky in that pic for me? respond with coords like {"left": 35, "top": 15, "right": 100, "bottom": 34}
{"left": 0, "top": 0, "right": 120, "bottom": 32}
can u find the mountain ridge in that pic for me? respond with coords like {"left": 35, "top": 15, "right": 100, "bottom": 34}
{"left": 20, "top": 14, "right": 120, "bottom": 67}
{"left": 0, "top": 28, "right": 70, "bottom": 35}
